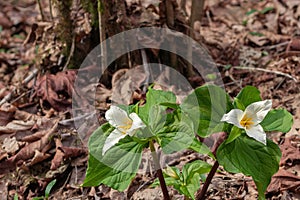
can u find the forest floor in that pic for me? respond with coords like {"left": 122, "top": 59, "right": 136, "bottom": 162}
{"left": 0, "top": 0, "right": 300, "bottom": 199}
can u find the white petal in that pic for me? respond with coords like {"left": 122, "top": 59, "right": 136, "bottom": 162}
{"left": 221, "top": 109, "right": 244, "bottom": 128}
{"left": 244, "top": 100, "right": 272, "bottom": 124}
{"left": 105, "top": 106, "right": 131, "bottom": 128}
{"left": 102, "top": 129, "right": 127, "bottom": 155}
{"left": 127, "top": 113, "right": 146, "bottom": 136}
{"left": 245, "top": 124, "right": 266, "bottom": 145}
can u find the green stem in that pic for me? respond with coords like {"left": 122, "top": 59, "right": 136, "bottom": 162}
{"left": 149, "top": 140, "right": 171, "bottom": 200}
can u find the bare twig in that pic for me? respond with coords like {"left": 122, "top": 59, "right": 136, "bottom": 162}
{"left": 264, "top": 41, "right": 289, "bottom": 50}
{"left": 0, "top": 68, "right": 39, "bottom": 106}
{"left": 10, "top": 90, "right": 32, "bottom": 104}
{"left": 22, "top": 68, "right": 39, "bottom": 85}
{"left": 0, "top": 92, "right": 13, "bottom": 107}
{"left": 232, "top": 66, "right": 298, "bottom": 82}
{"left": 58, "top": 111, "right": 96, "bottom": 126}
{"left": 63, "top": 35, "right": 75, "bottom": 71}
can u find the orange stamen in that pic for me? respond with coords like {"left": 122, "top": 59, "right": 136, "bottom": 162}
{"left": 240, "top": 114, "right": 254, "bottom": 129}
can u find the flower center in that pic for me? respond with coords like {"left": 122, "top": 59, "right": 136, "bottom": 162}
{"left": 118, "top": 119, "right": 133, "bottom": 134}
{"left": 240, "top": 114, "right": 254, "bottom": 129}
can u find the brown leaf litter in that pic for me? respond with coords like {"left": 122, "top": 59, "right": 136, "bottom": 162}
{"left": 34, "top": 70, "right": 77, "bottom": 111}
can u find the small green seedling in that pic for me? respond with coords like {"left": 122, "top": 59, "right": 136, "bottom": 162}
{"left": 32, "top": 179, "right": 57, "bottom": 200}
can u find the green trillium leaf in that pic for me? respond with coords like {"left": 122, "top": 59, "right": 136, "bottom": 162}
{"left": 83, "top": 123, "right": 146, "bottom": 191}
{"left": 182, "top": 160, "right": 212, "bottom": 185}
{"left": 261, "top": 109, "right": 293, "bottom": 133}
{"left": 181, "top": 84, "right": 232, "bottom": 137}
{"left": 148, "top": 105, "right": 167, "bottom": 134}
{"left": 233, "top": 97, "right": 245, "bottom": 110}
{"left": 157, "top": 122, "right": 194, "bottom": 154}
{"left": 182, "top": 160, "right": 212, "bottom": 199}
{"left": 217, "top": 135, "right": 281, "bottom": 199}
{"left": 139, "top": 87, "right": 176, "bottom": 124}
{"left": 225, "top": 125, "right": 242, "bottom": 144}
{"left": 235, "top": 86, "right": 262, "bottom": 108}
{"left": 188, "top": 138, "right": 214, "bottom": 158}
{"left": 152, "top": 160, "right": 211, "bottom": 200}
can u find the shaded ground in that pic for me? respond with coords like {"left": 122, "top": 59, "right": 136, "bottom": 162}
{"left": 0, "top": 0, "right": 300, "bottom": 199}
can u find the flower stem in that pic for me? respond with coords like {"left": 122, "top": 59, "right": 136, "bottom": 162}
{"left": 149, "top": 140, "right": 171, "bottom": 200}
{"left": 195, "top": 160, "right": 219, "bottom": 199}
{"left": 195, "top": 132, "right": 227, "bottom": 200}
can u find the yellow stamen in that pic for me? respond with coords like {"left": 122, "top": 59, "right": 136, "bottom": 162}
{"left": 118, "top": 119, "right": 133, "bottom": 134}
{"left": 240, "top": 114, "right": 254, "bottom": 129}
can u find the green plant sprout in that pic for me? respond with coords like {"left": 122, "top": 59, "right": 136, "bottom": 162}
{"left": 32, "top": 179, "right": 57, "bottom": 200}
{"left": 243, "top": 6, "right": 274, "bottom": 26}
{"left": 13, "top": 179, "right": 56, "bottom": 200}
{"left": 83, "top": 85, "right": 293, "bottom": 200}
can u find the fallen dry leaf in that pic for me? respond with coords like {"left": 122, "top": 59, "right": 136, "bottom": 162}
{"left": 51, "top": 138, "right": 87, "bottom": 170}
{"left": 95, "top": 84, "right": 112, "bottom": 109}
{"left": 11, "top": 121, "right": 58, "bottom": 162}
{"left": 2, "top": 137, "right": 19, "bottom": 154}
{"left": 59, "top": 146, "right": 87, "bottom": 161}
{"left": 45, "top": 164, "right": 69, "bottom": 179}
{"left": 21, "top": 129, "right": 48, "bottom": 143}
{"left": 34, "top": 70, "right": 77, "bottom": 111}
{"left": 111, "top": 68, "right": 146, "bottom": 105}
{"left": 268, "top": 168, "right": 300, "bottom": 194}
{"left": 29, "top": 149, "right": 51, "bottom": 166}
{"left": 247, "top": 34, "right": 270, "bottom": 47}
{"left": 280, "top": 136, "right": 300, "bottom": 166}
{"left": 0, "top": 151, "right": 8, "bottom": 162}
{"left": 51, "top": 138, "right": 64, "bottom": 170}
{"left": 0, "top": 11, "right": 12, "bottom": 28}
{"left": 0, "top": 103, "right": 16, "bottom": 126}
{"left": 0, "top": 120, "right": 59, "bottom": 174}
{"left": 0, "top": 120, "right": 35, "bottom": 134}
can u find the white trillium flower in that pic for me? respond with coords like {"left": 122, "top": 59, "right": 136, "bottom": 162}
{"left": 102, "top": 105, "right": 146, "bottom": 155}
{"left": 221, "top": 100, "right": 272, "bottom": 145}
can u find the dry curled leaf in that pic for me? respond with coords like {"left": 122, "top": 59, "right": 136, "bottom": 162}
{"left": 2, "top": 137, "right": 19, "bottom": 154}
{"left": 35, "top": 70, "right": 77, "bottom": 111}
{"left": 59, "top": 146, "right": 87, "bottom": 160}
{"left": 268, "top": 168, "right": 300, "bottom": 194}
{"left": 0, "top": 121, "right": 59, "bottom": 174}
{"left": 29, "top": 149, "right": 51, "bottom": 166}
{"left": 111, "top": 67, "right": 146, "bottom": 105}
{"left": 11, "top": 122, "right": 58, "bottom": 162}
{"left": 0, "top": 103, "right": 16, "bottom": 126}
{"left": 50, "top": 138, "right": 64, "bottom": 170}
{"left": 280, "top": 136, "right": 300, "bottom": 166}
{"left": 51, "top": 138, "right": 87, "bottom": 170}
{"left": 0, "top": 11, "right": 12, "bottom": 28}
{"left": 0, "top": 120, "right": 35, "bottom": 134}
{"left": 21, "top": 129, "right": 48, "bottom": 143}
